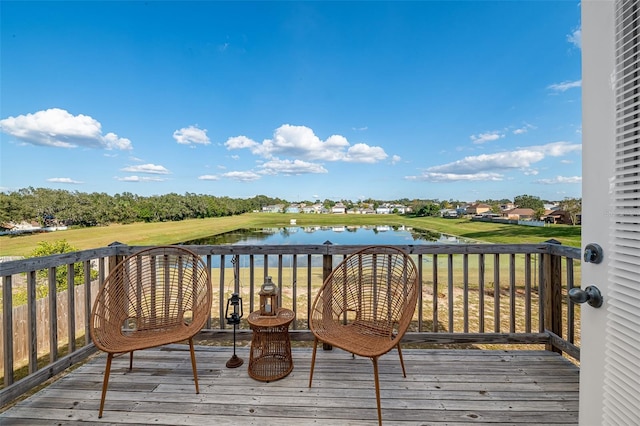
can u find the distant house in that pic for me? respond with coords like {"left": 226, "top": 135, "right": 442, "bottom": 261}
{"left": 466, "top": 203, "right": 491, "bottom": 215}
{"left": 390, "top": 204, "right": 410, "bottom": 214}
{"left": 499, "top": 202, "right": 515, "bottom": 211}
{"left": 542, "top": 209, "right": 582, "bottom": 225}
{"left": 502, "top": 208, "right": 535, "bottom": 220}
{"left": 285, "top": 204, "right": 301, "bottom": 213}
{"left": 302, "top": 204, "right": 322, "bottom": 214}
{"left": 262, "top": 204, "right": 284, "bottom": 213}
{"left": 376, "top": 202, "right": 409, "bottom": 214}
{"left": 331, "top": 203, "right": 347, "bottom": 214}
{"left": 440, "top": 209, "right": 459, "bottom": 218}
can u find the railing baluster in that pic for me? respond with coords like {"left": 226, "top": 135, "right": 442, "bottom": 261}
{"left": 417, "top": 254, "right": 423, "bottom": 332}
{"left": 567, "top": 257, "right": 576, "bottom": 344}
{"left": 219, "top": 254, "right": 225, "bottom": 330}
{"left": 263, "top": 254, "right": 268, "bottom": 282}
{"left": 48, "top": 266, "right": 58, "bottom": 363}
{"left": 463, "top": 253, "right": 469, "bottom": 334}
{"left": 307, "top": 254, "right": 312, "bottom": 330}
{"left": 432, "top": 254, "right": 438, "bottom": 332}
{"left": 448, "top": 254, "right": 454, "bottom": 332}
{"left": 27, "top": 270, "right": 37, "bottom": 374}
{"left": 249, "top": 255, "right": 255, "bottom": 313}
{"left": 493, "top": 254, "right": 500, "bottom": 333}
{"left": 525, "top": 253, "right": 532, "bottom": 333}
{"left": 277, "top": 254, "right": 283, "bottom": 306}
{"left": 3, "top": 275, "right": 15, "bottom": 387}
{"left": 67, "top": 263, "right": 76, "bottom": 354}
{"left": 205, "top": 255, "right": 213, "bottom": 329}
{"left": 478, "top": 253, "right": 485, "bottom": 333}
{"left": 509, "top": 253, "right": 516, "bottom": 333}
{"left": 537, "top": 253, "right": 544, "bottom": 333}
{"left": 292, "top": 254, "right": 298, "bottom": 330}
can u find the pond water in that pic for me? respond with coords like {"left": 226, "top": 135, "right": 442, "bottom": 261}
{"left": 181, "top": 225, "right": 466, "bottom": 267}
{"left": 181, "top": 225, "right": 467, "bottom": 246}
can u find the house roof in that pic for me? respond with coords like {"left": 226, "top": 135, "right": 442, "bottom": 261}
{"left": 504, "top": 208, "right": 535, "bottom": 215}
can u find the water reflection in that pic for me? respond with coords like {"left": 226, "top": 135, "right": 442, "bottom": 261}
{"left": 181, "top": 225, "right": 455, "bottom": 245}
{"left": 181, "top": 225, "right": 465, "bottom": 267}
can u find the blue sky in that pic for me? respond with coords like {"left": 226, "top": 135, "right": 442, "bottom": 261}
{"left": 0, "top": 1, "right": 582, "bottom": 203}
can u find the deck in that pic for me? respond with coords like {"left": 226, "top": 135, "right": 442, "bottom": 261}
{"left": 0, "top": 345, "right": 579, "bottom": 425}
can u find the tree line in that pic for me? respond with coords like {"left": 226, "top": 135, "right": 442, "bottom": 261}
{"left": 0, "top": 187, "right": 287, "bottom": 227}
{"left": 0, "top": 187, "right": 581, "bottom": 228}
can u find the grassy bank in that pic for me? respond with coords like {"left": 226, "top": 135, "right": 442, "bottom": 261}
{"left": 0, "top": 213, "right": 581, "bottom": 256}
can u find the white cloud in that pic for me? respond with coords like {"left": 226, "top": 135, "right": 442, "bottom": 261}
{"left": 103, "top": 132, "right": 133, "bottom": 150}
{"left": 222, "top": 171, "right": 262, "bottom": 182}
{"left": 537, "top": 141, "right": 582, "bottom": 156}
{"left": 225, "top": 124, "right": 388, "bottom": 164}
{"left": 470, "top": 131, "right": 504, "bottom": 144}
{"left": 567, "top": 27, "right": 581, "bottom": 49}
{"left": 225, "top": 135, "right": 259, "bottom": 150}
{"left": 115, "top": 176, "right": 167, "bottom": 182}
{"left": 513, "top": 123, "right": 535, "bottom": 135}
{"left": 390, "top": 155, "right": 401, "bottom": 165}
{"left": 121, "top": 163, "right": 170, "bottom": 174}
{"left": 173, "top": 125, "right": 211, "bottom": 145}
{"left": 0, "top": 108, "right": 132, "bottom": 150}
{"left": 47, "top": 177, "right": 83, "bottom": 184}
{"left": 535, "top": 176, "right": 582, "bottom": 184}
{"left": 260, "top": 158, "right": 328, "bottom": 175}
{"left": 428, "top": 151, "right": 545, "bottom": 174}
{"left": 344, "top": 143, "right": 387, "bottom": 163}
{"left": 406, "top": 172, "right": 503, "bottom": 182}
{"left": 548, "top": 80, "right": 582, "bottom": 92}
{"left": 198, "top": 175, "right": 220, "bottom": 181}
{"left": 404, "top": 141, "right": 581, "bottom": 182}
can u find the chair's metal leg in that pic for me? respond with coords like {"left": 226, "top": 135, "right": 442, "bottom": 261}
{"left": 129, "top": 351, "right": 134, "bottom": 370}
{"left": 98, "top": 353, "right": 113, "bottom": 418}
{"left": 372, "top": 357, "right": 382, "bottom": 426}
{"left": 189, "top": 337, "right": 200, "bottom": 394}
{"left": 397, "top": 343, "right": 407, "bottom": 377}
{"left": 309, "top": 337, "right": 318, "bottom": 388}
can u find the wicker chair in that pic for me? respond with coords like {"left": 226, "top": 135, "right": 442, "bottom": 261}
{"left": 90, "top": 246, "right": 211, "bottom": 418}
{"left": 308, "top": 246, "right": 419, "bottom": 425}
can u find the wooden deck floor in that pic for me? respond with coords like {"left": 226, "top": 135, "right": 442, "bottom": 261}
{"left": 0, "top": 345, "right": 579, "bottom": 425}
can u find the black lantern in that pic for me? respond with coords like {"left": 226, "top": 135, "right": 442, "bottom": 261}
{"left": 225, "top": 292, "right": 244, "bottom": 368}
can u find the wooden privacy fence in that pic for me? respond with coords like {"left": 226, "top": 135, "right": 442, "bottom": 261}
{"left": 0, "top": 280, "right": 100, "bottom": 377}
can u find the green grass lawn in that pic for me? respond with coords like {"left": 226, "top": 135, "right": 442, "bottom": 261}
{"left": 0, "top": 213, "right": 581, "bottom": 256}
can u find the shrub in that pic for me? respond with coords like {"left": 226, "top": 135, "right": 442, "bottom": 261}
{"left": 29, "top": 240, "right": 97, "bottom": 292}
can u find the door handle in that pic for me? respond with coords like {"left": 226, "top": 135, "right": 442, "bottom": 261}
{"left": 568, "top": 285, "right": 603, "bottom": 308}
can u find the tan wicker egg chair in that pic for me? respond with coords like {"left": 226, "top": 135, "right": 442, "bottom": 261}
{"left": 308, "top": 246, "right": 418, "bottom": 426}
{"left": 90, "top": 246, "right": 212, "bottom": 418}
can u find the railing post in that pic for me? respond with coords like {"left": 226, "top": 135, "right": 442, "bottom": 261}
{"left": 108, "top": 241, "right": 126, "bottom": 274}
{"left": 542, "top": 241, "right": 563, "bottom": 353}
{"left": 322, "top": 241, "right": 333, "bottom": 350}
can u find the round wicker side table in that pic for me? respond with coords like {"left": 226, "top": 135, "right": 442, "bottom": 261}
{"left": 247, "top": 308, "right": 295, "bottom": 382}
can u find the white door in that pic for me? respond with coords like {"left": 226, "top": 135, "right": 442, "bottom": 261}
{"left": 581, "top": 1, "right": 640, "bottom": 424}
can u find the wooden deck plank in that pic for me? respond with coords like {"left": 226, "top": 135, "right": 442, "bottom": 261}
{"left": 0, "top": 346, "right": 579, "bottom": 425}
